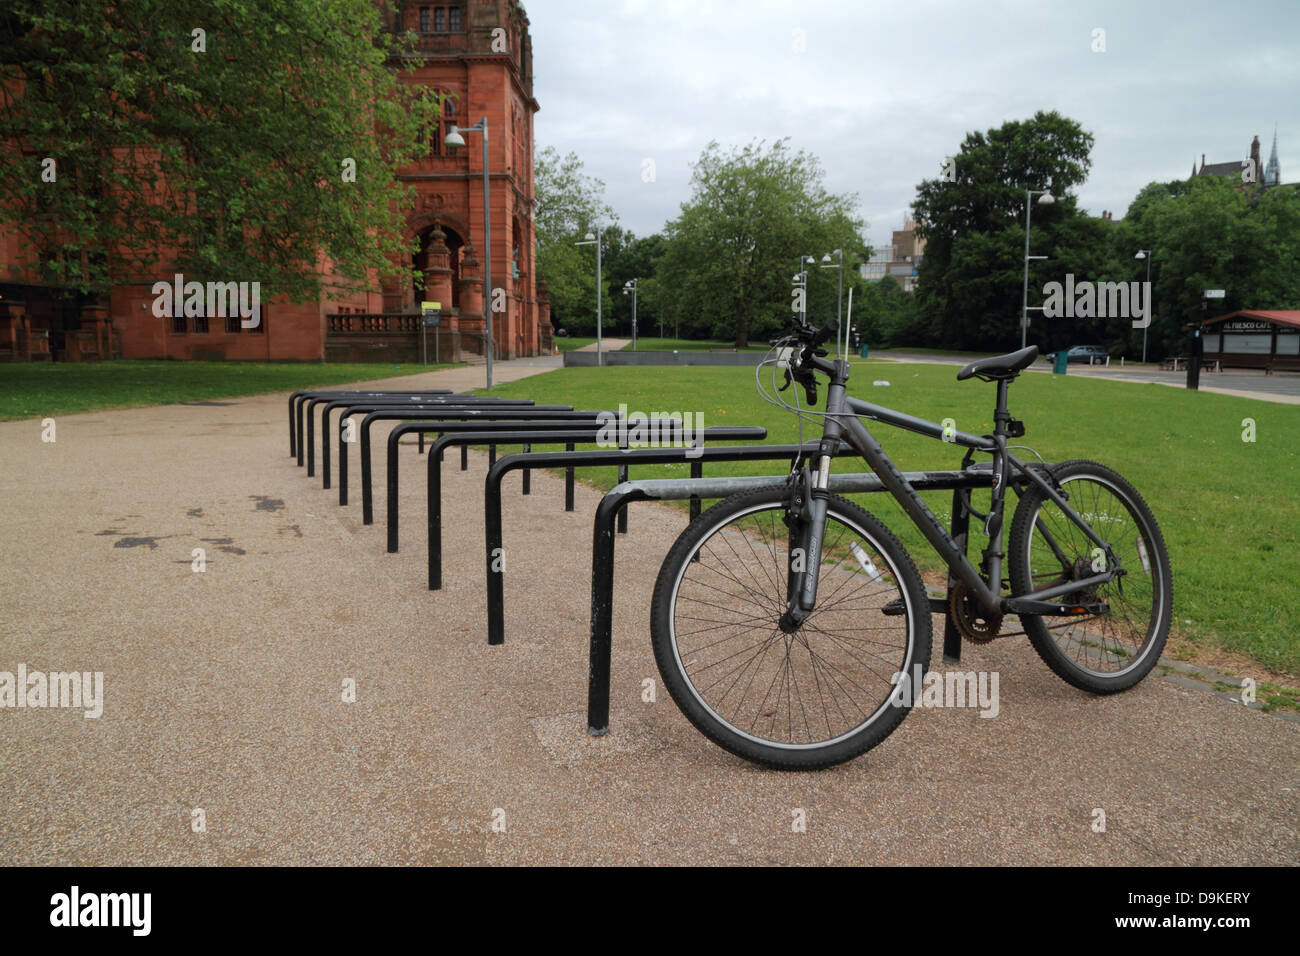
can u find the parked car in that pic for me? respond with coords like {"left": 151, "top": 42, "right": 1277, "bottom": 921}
{"left": 1046, "top": 344, "right": 1109, "bottom": 365}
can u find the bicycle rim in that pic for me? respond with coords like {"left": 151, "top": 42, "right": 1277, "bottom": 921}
{"left": 665, "top": 501, "right": 917, "bottom": 750}
{"left": 1023, "top": 473, "right": 1166, "bottom": 677}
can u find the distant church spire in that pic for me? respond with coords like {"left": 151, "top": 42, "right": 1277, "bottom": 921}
{"left": 1264, "top": 125, "right": 1281, "bottom": 187}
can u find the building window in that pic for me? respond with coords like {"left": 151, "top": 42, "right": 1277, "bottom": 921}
{"left": 171, "top": 313, "right": 186, "bottom": 334}
{"left": 250, "top": 308, "right": 265, "bottom": 334}
{"left": 1223, "top": 333, "right": 1272, "bottom": 354}
{"left": 225, "top": 313, "right": 241, "bottom": 334}
{"left": 192, "top": 314, "right": 209, "bottom": 334}
{"left": 419, "top": 5, "right": 462, "bottom": 34}
{"left": 429, "top": 91, "right": 457, "bottom": 156}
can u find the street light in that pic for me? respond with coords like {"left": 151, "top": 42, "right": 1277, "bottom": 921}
{"left": 575, "top": 226, "right": 604, "bottom": 365}
{"left": 821, "top": 249, "right": 843, "bottom": 353}
{"left": 1020, "top": 188, "right": 1055, "bottom": 349}
{"left": 443, "top": 118, "right": 494, "bottom": 389}
{"left": 622, "top": 278, "right": 638, "bottom": 351}
{"left": 1135, "top": 249, "right": 1154, "bottom": 363}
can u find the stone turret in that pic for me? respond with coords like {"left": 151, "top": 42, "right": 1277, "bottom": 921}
{"left": 458, "top": 243, "right": 483, "bottom": 319}
{"left": 422, "top": 220, "right": 454, "bottom": 308}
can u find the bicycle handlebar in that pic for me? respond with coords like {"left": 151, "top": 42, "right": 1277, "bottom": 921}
{"left": 771, "top": 318, "right": 841, "bottom": 406}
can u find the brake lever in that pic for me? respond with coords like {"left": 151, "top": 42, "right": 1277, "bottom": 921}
{"left": 778, "top": 368, "right": 793, "bottom": 392}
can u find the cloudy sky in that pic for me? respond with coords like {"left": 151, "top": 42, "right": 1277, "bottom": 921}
{"left": 528, "top": 0, "right": 1299, "bottom": 249}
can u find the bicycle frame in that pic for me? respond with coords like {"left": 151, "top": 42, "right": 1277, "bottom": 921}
{"left": 787, "top": 358, "right": 1120, "bottom": 621}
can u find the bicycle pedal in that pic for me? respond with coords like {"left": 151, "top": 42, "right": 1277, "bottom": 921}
{"left": 881, "top": 598, "right": 906, "bottom": 616}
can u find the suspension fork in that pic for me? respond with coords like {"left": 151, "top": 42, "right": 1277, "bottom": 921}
{"left": 780, "top": 372, "right": 849, "bottom": 632}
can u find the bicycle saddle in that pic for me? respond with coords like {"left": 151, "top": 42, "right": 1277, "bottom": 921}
{"left": 956, "top": 345, "right": 1039, "bottom": 382}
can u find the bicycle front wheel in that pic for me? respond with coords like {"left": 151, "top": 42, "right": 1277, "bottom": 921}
{"left": 650, "top": 485, "right": 932, "bottom": 769}
{"left": 1008, "top": 459, "right": 1172, "bottom": 693}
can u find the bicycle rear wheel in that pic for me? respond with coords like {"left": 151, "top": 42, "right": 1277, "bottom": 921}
{"left": 1008, "top": 459, "right": 1172, "bottom": 693}
{"left": 650, "top": 485, "right": 932, "bottom": 769}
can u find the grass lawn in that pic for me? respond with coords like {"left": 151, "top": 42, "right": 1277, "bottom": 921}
{"left": 0, "top": 360, "right": 455, "bottom": 421}
{"left": 482, "top": 361, "right": 1300, "bottom": 676}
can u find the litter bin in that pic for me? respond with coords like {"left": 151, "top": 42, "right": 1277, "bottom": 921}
{"left": 1053, "top": 351, "right": 1068, "bottom": 374}
{"left": 859, "top": 343, "right": 869, "bottom": 358}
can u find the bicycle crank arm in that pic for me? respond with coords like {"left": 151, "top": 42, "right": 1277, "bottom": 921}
{"left": 1002, "top": 598, "right": 1110, "bottom": 616}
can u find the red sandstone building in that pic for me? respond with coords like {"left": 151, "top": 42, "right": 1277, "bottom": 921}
{"left": 0, "top": 0, "right": 549, "bottom": 363}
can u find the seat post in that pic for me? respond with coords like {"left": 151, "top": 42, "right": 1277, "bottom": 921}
{"left": 993, "top": 379, "right": 1011, "bottom": 436}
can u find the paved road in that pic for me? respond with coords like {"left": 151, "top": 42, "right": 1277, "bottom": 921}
{"left": 874, "top": 351, "right": 1300, "bottom": 404}
{"left": 1, "top": 357, "right": 1295, "bottom": 865}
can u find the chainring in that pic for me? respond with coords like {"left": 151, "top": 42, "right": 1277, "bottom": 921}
{"left": 949, "top": 578, "right": 1005, "bottom": 644}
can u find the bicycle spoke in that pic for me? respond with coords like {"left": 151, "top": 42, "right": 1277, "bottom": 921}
{"left": 670, "top": 502, "right": 913, "bottom": 747}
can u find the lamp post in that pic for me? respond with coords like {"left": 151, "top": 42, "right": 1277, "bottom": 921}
{"left": 1020, "top": 188, "right": 1055, "bottom": 350}
{"left": 575, "top": 226, "right": 604, "bottom": 365}
{"left": 622, "top": 278, "right": 638, "bottom": 351}
{"left": 1135, "top": 249, "right": 1154, "bottom": 363}
{"left": 443, "top": 118, "right": 493, "bottom": 388}
{"left": 821, "top": 248, "right": 843, "bottom": 352}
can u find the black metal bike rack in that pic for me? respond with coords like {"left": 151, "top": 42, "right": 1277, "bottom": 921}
{"left": 304, "top": 394, "right": 535, "bottom": 478}
{"left": 290, "top": 389, "right": 451, "bottom": 461}
{"left": 417, "top": 425, "right": 768, "bottom": 578}
{"left": 384, "top": 418, "right": 610, "bottom": 516}
{"left": 579, "top": 467, "right": 1006, "bottom": 734}
{"left": 282, "top": 386, "right": 1047, "bottom": 747}
{"left": 352, "top": 407, "right": 607, "bottom": 520}
{"left": 482, "top": 442, "right": 860, "bottom": 649}
{"left": 317, "top": 397, "right": 527, "bottom": 490}
{"left": 384, "top": 421, "right": 608, "bottom": 548}
{"left": 385, "top": 419, "right": 616, "bottom": 541}
{"left": 323, "top": 403, "right": 579, "bottom": 506}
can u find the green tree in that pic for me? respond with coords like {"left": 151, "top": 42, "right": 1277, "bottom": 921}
{"left": 533, "top": 146, "right": 617, "bottom": 334}
{"left": 605, "top": 232, "right": 666, "bottom": 338}
{"left": 912, "top": 111, "right": 1096, "bottom": 350}
{"left": 0, "top": 0, "right": 437, "bottom": 302}
{"left": 657, "top": 139, "right": 865, "bottom": 348}
{"left": 855, "top": 276, "right": 915, "bottom": 348}
{"left": 1121, "top": 176, "right": 1300, "bottom": 358}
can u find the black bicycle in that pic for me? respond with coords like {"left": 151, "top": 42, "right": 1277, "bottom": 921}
{"left": 650, "top": 318, "right": 1172, "bottom": 769}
